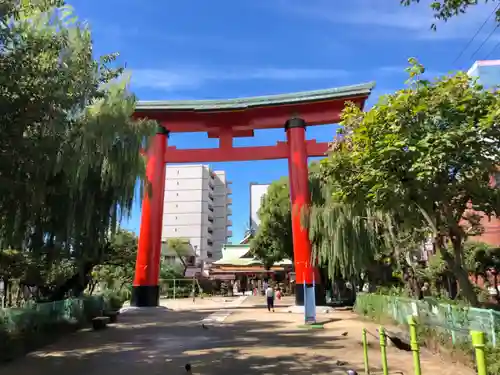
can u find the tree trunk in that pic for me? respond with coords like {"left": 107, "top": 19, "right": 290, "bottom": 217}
{"left": 437, "top": 239, "right": 479, "bottom": 306}
{"left": 44, "top": 260, "right": 96, "bottom": 302}
{"left": 453, "top": 264, "right": 479, "bottom": 306}
{"left": 88, "top": 280, "right": 97, "bottom": 295}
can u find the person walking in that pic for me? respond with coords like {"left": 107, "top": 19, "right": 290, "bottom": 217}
{"left": 265, "top": 284, "right": 275, "bottom": 312}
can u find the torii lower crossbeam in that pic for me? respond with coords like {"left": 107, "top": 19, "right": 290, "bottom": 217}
{"left": 164, "top": 140, "right": 329, "bottom": 163}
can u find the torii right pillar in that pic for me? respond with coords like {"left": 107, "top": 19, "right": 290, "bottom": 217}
{"left": 285, "top": 117, "right": 325, "bottom": 308}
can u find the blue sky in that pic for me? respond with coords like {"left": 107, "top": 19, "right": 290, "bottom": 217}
{"left": 69, "top": 0, "right": 500, "bottom": 242}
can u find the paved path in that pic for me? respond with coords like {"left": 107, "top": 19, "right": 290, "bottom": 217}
{"left": 0, "top": 297, "right": 475, "bottom": 375}
{"left": 201, "top": 296, "right": 248, "bottom": 324}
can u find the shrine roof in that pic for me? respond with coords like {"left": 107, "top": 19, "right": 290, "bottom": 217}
{"left": 212, "top": 257, "right": 292, "bottom": 267}
{"left": 135, "top": 82, "right": 375, "bottom": 112}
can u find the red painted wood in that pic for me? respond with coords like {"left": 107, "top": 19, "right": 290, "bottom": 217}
{"left": 133, "top": 131, "right": 167, "bottom": 287}
{"left": 133, "top": 96, "right": 367, "bottom": 133}
{"left": 207, "top": 129, "right": 255, "bottom": 138}
{"left": 163, "top": 140, "right": 329, "bottom": 163}
{"left": 132, "top": 94, "right": 370, "bottom": 290}
{"left": 286, "top": 126, "right": 320, "bottom": 285}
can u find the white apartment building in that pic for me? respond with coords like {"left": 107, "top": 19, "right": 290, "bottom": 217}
{"left": 212, "top": 170, "right": 233, "bottom": 260}
{"left": 249, "top": 183, "right": 270, "bottom": 231}
{"left": 161, "top": 164, "right": 232, "bottom": 265}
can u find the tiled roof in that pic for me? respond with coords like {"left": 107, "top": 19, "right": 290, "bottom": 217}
{"left": 135, "top": 82, "right": 376, "bottom": 112}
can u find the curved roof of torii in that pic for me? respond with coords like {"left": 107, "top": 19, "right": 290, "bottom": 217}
{"left": 134, "top": 82, "right": 375, "bottom": 112}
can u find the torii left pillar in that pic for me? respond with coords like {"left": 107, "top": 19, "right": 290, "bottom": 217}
{"left": 131, "top": 126, "right": 169, "bottom": 307}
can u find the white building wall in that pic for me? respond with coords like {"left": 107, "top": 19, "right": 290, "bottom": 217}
{"left": 250, "top": 183, "right": 270, "bottom": 230}
{"left": 162, "top": 164, "right": 215, "bottom": 264}
{"left": 161, "top": 164, "right": 231, "bottom": 265}
{"left": 211, "top": 170, "right": 232, "bottom": 260}
{"left": 467, "top": 60, "right": 500, "bottom": 89}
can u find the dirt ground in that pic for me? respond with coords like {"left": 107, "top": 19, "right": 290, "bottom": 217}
{"left": 0, "top": 296, "right": 475, "bottom": 375}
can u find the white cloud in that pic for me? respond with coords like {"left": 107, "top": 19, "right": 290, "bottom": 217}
{"left": 269, "top": 0, "right": 500, "bottom": 41}
{"left": 130, "top": 67, "right": 350, "bottom": 91}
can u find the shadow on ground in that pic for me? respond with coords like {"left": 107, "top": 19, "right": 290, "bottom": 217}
{"left": 0, "top": 307, "right": 368, "bottom": 375}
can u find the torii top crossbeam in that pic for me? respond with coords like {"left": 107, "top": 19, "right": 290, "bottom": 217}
{"left": 132, "top": 82, "right": 375, "bottom": 163}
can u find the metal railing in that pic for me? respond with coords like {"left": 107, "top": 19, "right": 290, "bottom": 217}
{"left": 355, "top": 293, "right": 500, "bottom": 346}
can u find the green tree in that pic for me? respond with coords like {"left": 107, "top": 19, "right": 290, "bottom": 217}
{"left": 91, "top": 229, "right": 138, "bottom": 294}
{"left": 313, "top": 156, "right": 430, "bottom": 295}
{"left": 324, "top": 58, "right": 500, "bottom": 306}
{"left": 250, "top": 165, "right": 389, "bottom": 280}
{"left": 401, "top": 0, "right": 500, "bottom": 28}
{"left": 162, "top": 238, "right": 194, "bottom": 275}
{"left": 0, "top": 1, "right": 155, "bottom": 302}
{"left": 250, "top": 177, "right": 293, "bottom": 268}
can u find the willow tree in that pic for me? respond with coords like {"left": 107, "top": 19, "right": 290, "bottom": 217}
{"left": 309, "top": 156, "right": 429, "bottom": 296}
{"left": 251, "top": 165, "right": 398, "bottom": 284}
{"left": 0, "top": 1, "right": 155, "bottom": 301}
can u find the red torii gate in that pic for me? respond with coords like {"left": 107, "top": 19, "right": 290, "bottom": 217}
{"left": 131, "top": 82, "right": 375, "bottom": 307}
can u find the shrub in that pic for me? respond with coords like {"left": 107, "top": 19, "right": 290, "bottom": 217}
{"left": 103, "top": 289, "right": 129, "bottom": 310}
{"left": 0, "top": 296, "right": 104, "bottom": 363}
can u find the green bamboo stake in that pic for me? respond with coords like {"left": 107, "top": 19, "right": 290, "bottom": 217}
{"left": 471, "top": 331, "right": 487, "bottom": 375}
{"left": 362, "top": 328, "right": 370, "bottom": 375}
{"left": 379, "top": 326, "right": 389, "bottom": 375}
{"left": 407, "top": 316, "right": 422, "bottom": 375}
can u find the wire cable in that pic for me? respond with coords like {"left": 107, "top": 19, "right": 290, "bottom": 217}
{"left": 470, "top": 23, "right": 499, "bottom": 61}
{"left": 453, "top": 4, "right": 500, "bottom": 65}
{"left": 484, "top": 33, "right": 500, "bottom": 59}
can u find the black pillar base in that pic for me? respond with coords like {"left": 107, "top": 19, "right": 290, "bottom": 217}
{"left": 131, "top": 285, "right": 160, "bottom": 307}
{"left": 294, "top": 284, "right": 326, "bottom": 306}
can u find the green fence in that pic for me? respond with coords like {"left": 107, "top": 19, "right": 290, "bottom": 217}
{"left": 0, "top": 295, "right": 106, "bottom": 333}
{"left": 355, "top": 293, "right": 500, "bottom": 346}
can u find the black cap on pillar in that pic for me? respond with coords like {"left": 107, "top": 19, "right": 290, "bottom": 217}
{"left": 284, "top": 117, "right": 306, "bottom": 131}
{"left": 156, "top": 125, "right": 170, "bottom": 135}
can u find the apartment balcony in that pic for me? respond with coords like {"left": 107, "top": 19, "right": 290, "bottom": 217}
{"left": 227, "top": 198, "right": 232, "bottom": 204}
{"left": 226, "top": 230, "right": 233, "bottom": 238}
{"left": 227, "top": 188, "right": 232, "bottom": 195}
{"left": 226, "top": 220, "right": 232, "bottom": 227}
{"left": 227, "top": 180, "right": 232, "bottom": 185}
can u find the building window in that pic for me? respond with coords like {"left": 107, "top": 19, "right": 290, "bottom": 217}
{"left": 174, "top": 228, "right": 177, "bottom": 232}
{"left": 207, "top": 239, "right": 213, "bottom": 246}
{"left": 207, "top": 252, "right": 213, "bottom": 258}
